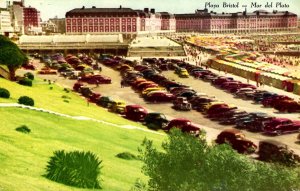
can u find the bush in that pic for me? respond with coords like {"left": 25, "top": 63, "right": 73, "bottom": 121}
{"left": 18, "top": 96, "right": 34, "bottom": 106}
{"left": 0, "top": 87, "right": 10, "bottom": 98}
{"left": 139, "top": 129, "right": 300, "bottom": 191}
{"left": 24, "top": 72, "right": 34, "bottom": 80}
{"left": 116, "top": 152, "right": 138, "bottom": 160}
{"left": 18, "top": 78, "right": 32, "bottom": 87}
{"left": 45, "top": 150, "right": 102, "bottom": 189}
{"left": 15, "top": 125, "right": 31, "bottom": 134}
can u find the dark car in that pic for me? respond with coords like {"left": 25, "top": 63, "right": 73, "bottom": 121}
{"left": 219, "top": 112, "right": 250, "bottom": 125}
{"left": 144, "top": 112, "right": 169, "bottom": 130}
{"left": 258, "top": 140, "right": 300, "bottom": 166}
{"left": 207, "top": 105, "right": 238, "bottom": 118}
{"left": 165, "top": 118, "right": 200, "bottom": 135}
{"left": 215, "top": 129, "right": 257, "bottom": 154}
{"left": 124, "top": 105, "right": 148, "bottom": 121}
{"left": 97, "top": 96, "right": 114, "bottom": 108}
{"left": 145, "top": 92, "right": 175, "bottom": 102}
{"left": 235, "top": 112, "right": 269, "bottom": 129}
{"left": 253, "top": 92, "right": 277, "bottom": 103}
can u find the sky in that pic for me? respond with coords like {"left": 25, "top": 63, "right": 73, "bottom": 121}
{"left": 0, "top": 0, "right": 299, "bottom": 21}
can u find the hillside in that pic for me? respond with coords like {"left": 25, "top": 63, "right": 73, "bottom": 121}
{"left": 0, "top": 78, "right": 164, "bottom": 191}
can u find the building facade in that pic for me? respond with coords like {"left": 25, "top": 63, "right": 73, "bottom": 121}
{"left": 0, "top": 8, "right": 14, "bottom": 36}
{"left": 8, "top": 0, "right": 41, "bottom": 35}
{"left": 175, "top": 9, "right": 298, "bottom": 33}
{"left": 65, "top": 6, "right": 175, "bottom": 35}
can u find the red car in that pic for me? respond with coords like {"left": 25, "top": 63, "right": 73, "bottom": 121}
{"left": 264, "top": 120, "right": 300, "bottom": 135}
{"left": 80, "top": 75, "right": 111, "bottom": 84}
{"left": 124, "top": 105, "right": 148, "bottom": 121}
{"left": 165, "top": 118, "right": 200, "bottom": 135}
{"left": 262, "top": 95, "right": 292, "bottom": 108}
{"left": 145, "top": 92, "right": 175, "bottom": 102}
{"left": 73, "top": 81, "right": 84, "bottom": 92}
{"left": 273, "top": 100, "right": 300, "bottom": 113}
{"left": 216, "top": 129, "right": 257, "bottom": 154}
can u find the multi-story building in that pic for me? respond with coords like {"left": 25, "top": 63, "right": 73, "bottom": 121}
{"left": 49, "top": 17, "right": 66, "bottom": 34}
{"left": 65, "top": 6, "right": 175, "bottom": 36}
{"left": 175, "top": 8, "right": 298, "bottom": 33}
{"left": 8, "top": 0, "right": 41, "bottom": 35}
{"left": 0, "top": 8, "right": 14, "bottom": 36}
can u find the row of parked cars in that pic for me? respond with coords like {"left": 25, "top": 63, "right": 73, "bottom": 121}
{"left": 71, "top": 54, "right": 300, "bottom": 166}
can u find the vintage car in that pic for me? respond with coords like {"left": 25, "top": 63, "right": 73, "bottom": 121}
{"left": 109, "top": 100, "right": 126, "bottom": 114}
{"left": 235, "top": 112, "right": 269, "bottom": 129}
{"left": 211, "top": 77, "right": 234, "bottom": 86}
{"left": 175, "top": 68, "right": 189, "bottom": 78}
{"left": 218, "top": 112, "right": 249, "bottom": 125}
{"left": 165, "top": 118, "right": 200, "bottom": 135}
{"left": 273, "top": 100, "right": 300, "bottom": 113}
{"left": 227, "top": 83, "right": 257, "bottom": 93}
{"left": 38, "top": 68, "right": 57, "bottom": 75}
{"left": 172, "top": 97, "right": 192, "bottom": 111}
{"left": 97, "top": 96, "right": 115, "bottom": 108}
{"left": 258, "top": 140, "right": 300, "bottom": 165}
{"left": 136, "top": 81, "right": 157, "bottom": 91}
{"left": 206, "top": 105, "right": 238, "bottom": 118}
{"left": 73, "top": 81, "right": 84, "bottom": 92}
{"left": 142, "top": 87, "right": 166, "bottom": 96}
{"left": 215, "top": 129, "right": 257, "bottom": 154}
{"left": 124, "top": 105, "right": 148, "bottom": 121}
{"left": 234, "top": 88, "right": 256, "bottom": 98}
{"left": 145, "top": 92, "right": 175, "bottom": 102}
{"left": 80, "top": 75, "right": 111, "bottom": 84}
{"left": 253, "top": 92, "right": 277, "bottom": 103}
{"left": 144, "top": 112, "right": 169, "bottom": 130}
{"left": 263, "top": 119, "right": 300, "bottom": 135}
{"left": 261, "top": 95, "right": 293, "bottom": 108}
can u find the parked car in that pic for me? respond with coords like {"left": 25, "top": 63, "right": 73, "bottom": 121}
{"left": 258, "top": 140, "right": 300, "bottom": 166}
{"left": 165, "top": 118, "right": 200, "bottom": 135}
{"left": 235, "top": 112, "right": 269, "bottom": 129}
{"left": 109, "top": 100, "right": 126, "bottom": 114}
{"left": 263, "top": 119, "right": 300, "bottom": 135}
{"left": 175, "top": 68, "right": 189, "bottom": 78}
{"left": 145, "top": 92, "right": 175, "bottom": 102}
{"left": 219, "top": 112, "right": 249, "bottom": 125}
{"left": 273, "top": 100, "right": 300, "bottom": 113}
{"left": 80, "top": 75, "right": 111, "bottom": 84}
{"left": 262, "top": 118, "right": 293, "bottom": 134}
{"left": 234, "top": 88, "right": 256, "bottom": 98}
{"left": 144, "top": 112, "right": 169, "bottom": 130}
{"left": 97, "top": 96, "right": 114, "bottom": 108}
{"left": 261, "top": 95, "right": 293, "bottom": 108}
{"left": 142, "top": 87, "right": 166, "bottom": 96}
{"left": 124, "top": 105, "right": 148, "bottom": 121}
{"left": 172, "top": 97, "right": 192, "bottom": 111}
{"left": 215, "top": 129, "right": 257, "bottom": 154}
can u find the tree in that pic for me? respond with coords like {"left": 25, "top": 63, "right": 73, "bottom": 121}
{"left": 139, "top": 129, "right": 300, "bottom": 191}
{"left": 0, "top": 35, "right": 28, "bottom": 80}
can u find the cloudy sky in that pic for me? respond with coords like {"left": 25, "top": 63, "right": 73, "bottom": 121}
{"left": 1, "top": 0, "right": 299, "bottom": 21}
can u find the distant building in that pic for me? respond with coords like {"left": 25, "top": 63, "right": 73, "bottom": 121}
{"left": 0, "top": 8, "right": 14, "bottom": 36}
{"left": 175, "top": 8, "right": 298, "bottom": 33}
{"left": 8, "top": 0, "right": 42, "bottom": 35}
{"left": 49, "top": 17, "right": 66, "bottom": 34}
{"left": 65, "top": 6, "right": 175, "bottom": 36}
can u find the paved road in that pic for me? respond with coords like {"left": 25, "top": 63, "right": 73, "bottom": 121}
{"left": 32, "top": 59, "right": 300, "bottom": 155}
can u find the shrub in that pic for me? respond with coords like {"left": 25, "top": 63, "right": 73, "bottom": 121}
{"left": 116, "top": 152, "right": 138, "bottom": 160}
{"left": 0, "top": 87, "right": 10, "bottom": 98}
{"left": 15, "top": 125, "right": 31, "bottom": 134}
{"left": 45, "top": 150, "right": 102, "bottom": 189}
{"left": 24, "top": 72, "right": 34, "bottom": 80}
{"left": 18, "top": 96, "right": 34, "bottom": 106}
{"left": 18, "top": 78, "right": 32, "bottom": 87}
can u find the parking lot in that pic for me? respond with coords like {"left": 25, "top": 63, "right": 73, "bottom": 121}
{"left": 33, "top": 58, "right": 300, "bottom": 154}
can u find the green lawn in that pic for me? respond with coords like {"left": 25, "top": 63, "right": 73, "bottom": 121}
{"left": 0, "top": 77, "right": 144, "bottom": 127}
{"left": 0, "top": 107, "right": 163, "bottom": 191}
{"left": 0, "top": 77, "right": 165, "bottom": 190}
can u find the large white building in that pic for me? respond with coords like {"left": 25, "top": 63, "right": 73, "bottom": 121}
{"left": 0, "top": 8, "right": 14, "bottom": 36}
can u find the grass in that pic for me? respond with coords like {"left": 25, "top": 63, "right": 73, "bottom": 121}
{"left": 0, "top": 107, "right": 163, "bottom": 191}
{"left": 0, "top": 77, "right": 165, "bottom": 190}
{"left": 0, "top": 77, "right": 144, "bottom": 126}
